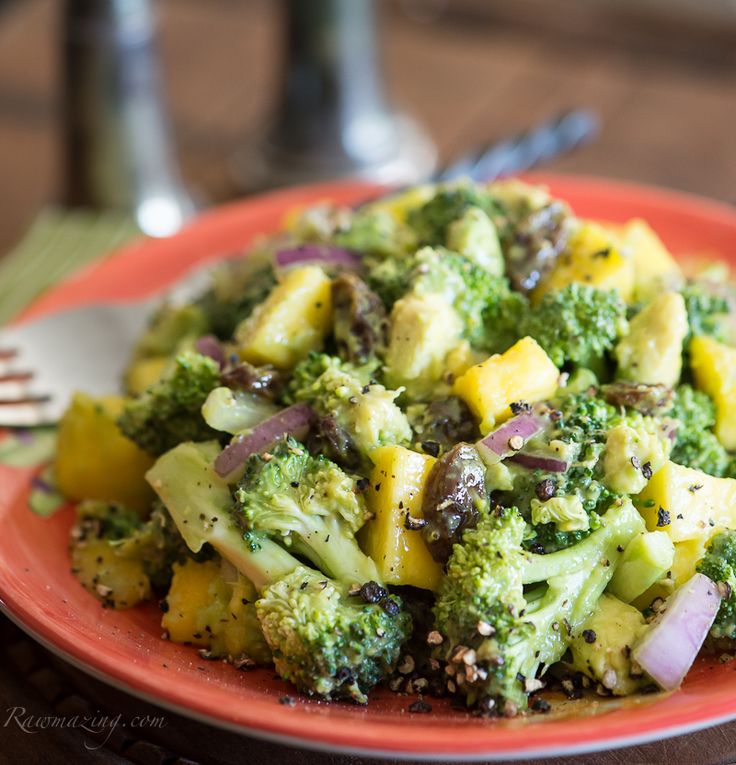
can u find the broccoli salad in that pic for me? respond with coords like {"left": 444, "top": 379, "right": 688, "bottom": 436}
{"left": 54, "top": 179, "right": 736, "bottom": 715}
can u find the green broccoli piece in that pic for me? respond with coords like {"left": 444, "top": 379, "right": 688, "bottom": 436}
{"left": 285, "top": 353, "right": 411, "bottom": 465}
{"left": 257, "top": 567, "right": 410, "bottom": 701}
{"left": 118, "top": 351, "right": 221, "bottom": 455}
{"left": 132, "top": 303, "right": 210, "bottom": 361}
{"left": 696, "top": 530, "right": 736, "bottom": 640}
{"left": 410, "top": 247, "right": 515, "bottom": 348}
{"left": 681, "top": 282, "right": 730, "bottom": 344}
{"left": 196, "top": 263, "right": 277, "bottom": 340}
{"left": 521, "top": 284, "right": 628, "bottom": 370}
{"left": 433, "top": 498, "right": 644, "bottom": 714}
{"left": 148, "top": 441, "right": 411, "bottom": 703}
{"left": 333, "top": 208, "right": 415, "bottom": 259}
{"left": 407, "top": 185, "right": 505, "bottom": 246}
{"left": 554, "top": 389, "right": 622, "bottom": 446}
{"left": 493, "top": 390, "right": 624, "bottom": 551}
{"left": 70, "top": 500, "right": 205, "bottom": 607}
{"left": 234, "top": 437, "right": 379, "bottom": 584}
{"left": 669, "top": 385, "right": 731, "bottom": 477}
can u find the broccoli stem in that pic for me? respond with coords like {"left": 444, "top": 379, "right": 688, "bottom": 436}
{"left": 521, "top": 498, "right": 644, "bottom": 584}
{"left": 289, "top": 529, "right": 380, "bottom": 586}
{"left": 146, "top": 441, "right": 298, "bottom": 590}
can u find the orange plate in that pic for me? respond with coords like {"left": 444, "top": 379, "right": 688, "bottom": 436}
{"left": 1, "top": 175, "right": 736, "bottom": 761}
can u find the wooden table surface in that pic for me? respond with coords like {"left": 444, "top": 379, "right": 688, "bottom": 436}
{"left": 0, "top": 1, "right": 735, "bottom": 763}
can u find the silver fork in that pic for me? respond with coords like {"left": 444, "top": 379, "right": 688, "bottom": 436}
{"left": 0, "top": 261, "right": 216, "bottom": 428}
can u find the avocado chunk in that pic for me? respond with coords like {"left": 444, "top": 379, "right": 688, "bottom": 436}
{"left": 615, "top": 291, "right": 688, "bottom": 386}
{"left": 446, "top": 206, "right": 504, "bottom": 276}
{"left": 608, "top": 531, "right": 675, "bottom": 603}
{"left": 602, "top": 420, "right": 671, "bottom": 495}
{"left": 384, "top": 292, "right": 463, "bottom": 400}
{"left": 568, "top": 593, "right": 649, "bottom": 695}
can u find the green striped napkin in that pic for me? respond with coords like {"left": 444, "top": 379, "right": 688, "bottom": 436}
{"left": 0, "top": 207, "right": 141, "bottom": 325}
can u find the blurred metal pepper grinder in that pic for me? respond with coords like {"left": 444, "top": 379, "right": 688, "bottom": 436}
{"left": 233, "top": 0, "right": 436, "bottom": 190}
{"left": 60, "top": 0, "right": 194, "bottom": 236}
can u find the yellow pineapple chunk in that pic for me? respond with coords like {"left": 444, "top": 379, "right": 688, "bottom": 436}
{"left": 71, "top": 538, "right": 151, "bottom": 609}
{"left": 533, "top": 221, "right": 634, "bottom": 303}
{"left": 452, "top": 337, "right": 559, "bottom": 434}
{"left": 163, "top": 559, "right": 271, "bottom": 663}
{"left": 163, "top": 559, "right": 230, "bottom": 649}
{"left": 690, "top": 335, "right": 736, "bottom": 450}
{"left": 125, "top": 356, "right": 168, "bottom": 395}
{"left": 619, "top": 219, "right": 683, "bottom": 302}
{"left": 235, "top": 265, "right": 333, "bottom": 368}
{"left": 636, "top": 460, "right": 736, "bottom": 542}
{"left": 359, "top": 446, "right": 442, "bottom": 591}
{"left": 55, "top": 393, "right": 154, "bottom": 513}
{"left": 371, "top": 184, "right": 435, "bottom": 223}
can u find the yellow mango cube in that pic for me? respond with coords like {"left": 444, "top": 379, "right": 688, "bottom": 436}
{"left": 619, "top": 219, "right": 683, "bottom": 302}
{"left": 371, "top": 184, "right": 435, "bottom": 223}
{"left": 452, "top": 337, "right": 559, "bottom": 434}
{"left": 636, "top": 460, "right": 736, "bottom": 542}
{"left": 71, "top": 538, "right": 151, "bottom": 609}
{"left": 359, "top": 446, "right": 442, "bottom": 591}
{"left": 55, "top": 393, "right": 154, "bottom": 513}
{"left": 163, "top": 559, "right": 230, "bottom": 649}
{"left": 533, "top": 221, "right": 634, "bottom": 303}
{"left": 125, "top": 356, "right": 168, "bottom": 395}
{"left": 690, "top": 335, "right": 736, "bottom": 450}
{"left": 236, "top": 265, "right": 333, "bottom": 368}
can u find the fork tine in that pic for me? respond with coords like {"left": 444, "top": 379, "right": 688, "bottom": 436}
{"left": 0, "top": 371, "right": 33, "bottom": 383}
{"left": 0, "top": 394, "right": 51, "bottom": 406}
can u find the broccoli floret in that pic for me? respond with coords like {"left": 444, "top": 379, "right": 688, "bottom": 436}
{"left": 493, "top": 391, "right": 625, "bottom": 551}
{"left": 148, "top": 441, "right": 411, "bottom": 702}
{"left": 285, "top": 353, "right": 411, "bottom": 465}
{"left": 118, "top": 351, "right": 221, "bottom": 455}
{"left": 368, "top": 245, "right": 524, "bottom": 351}
{"left": 669, "top": 384, "right": 731, "bottom": 477}
{"left": 333, "top": 208, "right": 415, "bottom": 259}
{"left": 681, "top": 282, "right": 730, "bottom": 344}
{"left": 234, "top": 437, "right": 379, "bottom": 584}
{"left": 70, "top": 500, "right": 204, "bottom": 607}
{"left": 696, "top": 530, "right": 736, "bottom": 640}
{"left": 132, "top": 303, "right": 210, "bottom": 361}
{"left": 522, "top": 285, "right": 628, "bottom": 369}
{"left": 407, "top": 185, "right": 505, "bottom": 246}
{"left": 433, "top": 498, "right": 644, "bottom": 714}
{"left": 196, "top": 263, "right": 277, "bottom": 340}
{"left": 257, "top": 567, "right": 410, "bottom": 702}
{"left": 411, "top": 248, "right": 515, "bottom": 348}
{"left": 554, "top": 389, "right": 621, "bottom": 446}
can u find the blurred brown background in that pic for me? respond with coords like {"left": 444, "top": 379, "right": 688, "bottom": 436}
{"left": 0, "top": 0, "right": 734, "bottom": 253}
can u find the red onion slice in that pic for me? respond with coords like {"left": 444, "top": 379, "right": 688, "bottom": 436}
{"left": 274, "top": 245, "right": 363, "bottom": 271}
{"left": 195, "top": 335, "right": 226, "bottom": 368}
{"left": 633, "top": 573, "right": 722, "bottom": 691}
{"left": 214, "top": 403, "right": 316, "bottom": 477}
{"left": 476, "top": 414, "right": 544, "bottom": 465}
{"left": 507, "top": 452, "right": 569, "bottom": 473}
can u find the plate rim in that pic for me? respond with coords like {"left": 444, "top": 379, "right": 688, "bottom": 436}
{"left": 2, "top": 173, "right": 736, "bottom": 760}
